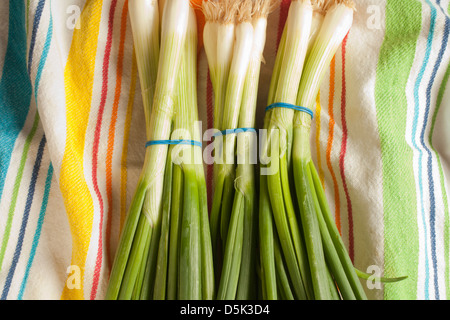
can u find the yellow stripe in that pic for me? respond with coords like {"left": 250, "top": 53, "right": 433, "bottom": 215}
{"left": 315, "top": 91, "right": 325, "bottom": 187}
{"left": 120, "top": 52, "right": 138, "bottom": 232}
{"left": 60, "top": 0, "right": 103, "bottom": 300}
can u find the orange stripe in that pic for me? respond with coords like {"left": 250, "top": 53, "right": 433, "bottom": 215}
{"left": 314, "top": 90, "right": 325, "bottom": 187}
{"left": 325, "top": 56, "right": 341, "bottom": 234}
{"left": 105, "top": 0, "right": 128, "bottom": 269}
{"left": 60, "top": 0, "right": 103, "bottom": 300}
{"left": 120, "top": 52, "right": 138, "bottom": 232}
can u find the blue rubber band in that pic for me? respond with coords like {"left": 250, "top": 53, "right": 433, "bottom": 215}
{"left": 265, "top": 102, "right": 314, "bottom": 118}
{"left": 212, "top": 127, "right": 257, "bottom": 137}
{"left": 145, "top": 139, "right": 202, "bottom": 148}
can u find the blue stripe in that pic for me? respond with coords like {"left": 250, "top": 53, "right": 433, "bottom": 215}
{"left": 33, "top": 8, "right": 52, "bottom": 103}
{"left": 0, "top": 0, "right": 32, "bottom": 199}
{"left": 1, "top": 135, "right": 47, "bottom": 300}
{"left": 17, "top": 164, "right": 53, "bottom": 300}
{"left": 422, "top": 0, "right": 450, "bottom": 300}
{"left": 16, "top": 9, "right": 54, "bottom": 300}
{"left": 27, "top": 0, "right": 46, "bottom": 75}
{"left": 412, "top": 1, "right": 436, "bottom": 300}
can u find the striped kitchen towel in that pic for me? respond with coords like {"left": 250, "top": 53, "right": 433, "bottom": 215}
{"left": 0, "top": 0, "right": 448, "bottom": 300}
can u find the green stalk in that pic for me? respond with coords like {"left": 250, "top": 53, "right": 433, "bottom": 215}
{"left": 280, "top": 150, "right": 314, "bottom": 299}
{"left": 179, "top": 167, "right": 202, "bottom": 300}
{"left": 266, "top": 130, "right": 307, "bottom": 300}
{"left": 292, "top": 122, "right": 331, "bottom": 300}
{"left": 131, "top": 225, "right": 153, "bottom": 299}
{"left": 309, "top": 163, "right": 367, "bottom": 300}
{"left": 196, "top": 164, "right": 215, "bottom": 300}
{"left": 152, "top": 146, "right": 174, "bottom": 299}
{"left": 118, "top": 211, "right": 153, "bottom": 300}
{"left": 138, "top": 200, "right": 163, "bottom": 300}
{"left": 220, "top": 174, "right": 236, "bottom": 247}
{"left": 235, "top": 184, "right": 257, "bottom": 299}
{"left": 166, "top": 164, "right": 183, "bottom": 299}
{"left": 326, "top": 265, "right": 342, "bottom": 300}
{"left": 217, "top": 192, "right": 245, "bottom": 299}
{"left": 274, "top": 236, "right": 295, "bottom": 300}
{"left": 210, "top": 173, "right": 225, "bottom": 264}
{"left": 106, "top": 178, "right": 146, "bottom": 299}
{"left": 306, "top": 162, "right": 357, "bottom": 300}
{"left": 259, "top": 174, "right": 277, "bottom": 300}
{"left": 355, "top": 268, "right": 408, "bottom": 283}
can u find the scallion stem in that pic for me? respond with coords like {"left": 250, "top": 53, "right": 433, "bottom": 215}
{"left": 291, "top": 0, "right": 365, "bottom": 300}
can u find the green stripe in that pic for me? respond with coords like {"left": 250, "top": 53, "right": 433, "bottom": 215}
{"left": 374, "top": 0, "right": 422, "bottom": 300}
{"left": 429, "top": 2, "right": 450, "bottom": 297}
{"left": 0, "top": 113, "right": 40, "bottom": 271}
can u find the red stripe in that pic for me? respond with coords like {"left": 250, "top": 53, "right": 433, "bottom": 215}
{"left": 90, "top": 0, "right": 118, "bottom": 300}
{"left": 338, "top": 33, "right": 354, "bottom": 262}
{"left": 206, "top": 70, "right": 214, "bottom": 213}
{"left": 105, "top": 0, "right": 129, "bottom": 270}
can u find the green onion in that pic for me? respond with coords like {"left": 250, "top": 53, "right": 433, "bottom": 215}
{"left": 105, "top": 0, "right": 161, "bottom": 300}
{"left": 233, "top": 2, "right": 275, "bottom": 300}
{"left": 293, "top": 0, "right": 365, "bottom": 300}
{"left": 260, "top": 0, "right": 314, "bottom": 300}
{"left": 203, "top": 0, "right": 252, "bottom": 293}
{"left": 203, "top": 0, "right": 275, "bottom": 300}
{"left": 258, "top": 0, "right": 373, "bottom": 300}
{"left": 175, "top": 7, "right": 215, "bottom": 299}
{"left": 106, "top": 0, "right": 214, "bottom": 300}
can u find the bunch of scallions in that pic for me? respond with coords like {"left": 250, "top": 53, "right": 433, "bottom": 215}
{"left": 259, "top": 0, "right": 365, "bottom": 300}
{"left": 106, "top": 0, "right": 214, "bottom": 300}
{"left": 202, "top": 0, "right": 277, "bottom": 300}
{"left": 259, "top": 0, "right": 406, "bottom": 300}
